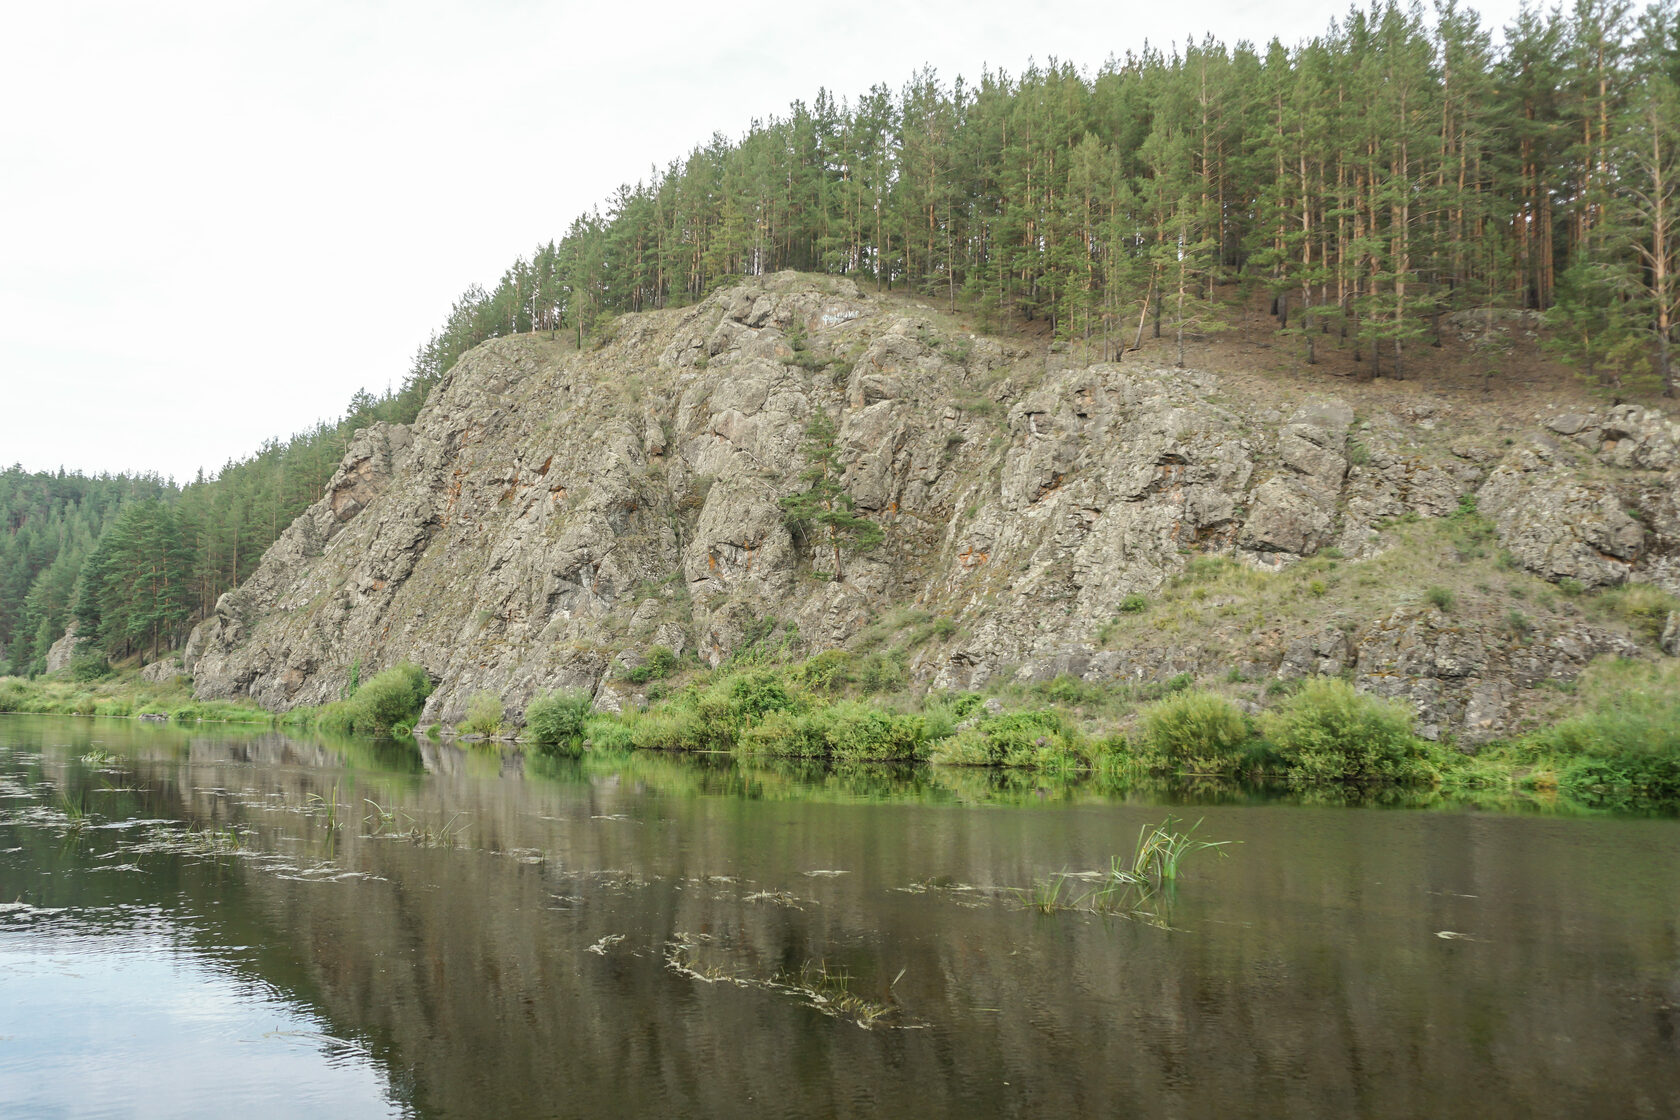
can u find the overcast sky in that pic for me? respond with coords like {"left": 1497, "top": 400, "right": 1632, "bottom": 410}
{"left": 1, "top": 0, "right": 1532, "bottom": 482}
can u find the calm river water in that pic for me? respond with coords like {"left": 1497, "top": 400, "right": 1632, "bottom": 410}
{"left": 1, "top": 714, "right": 1677, "bottom": 1119}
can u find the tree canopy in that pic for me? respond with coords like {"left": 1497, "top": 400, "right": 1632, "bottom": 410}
{"left": 13, "top": 0, "right": 1680, "bottom": 673}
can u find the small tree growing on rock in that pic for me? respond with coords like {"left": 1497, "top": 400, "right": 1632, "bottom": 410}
{"left": 780, "top": 413, "right": 883, "bottom": 580}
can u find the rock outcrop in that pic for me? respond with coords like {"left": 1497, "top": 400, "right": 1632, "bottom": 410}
{"left": 140, "top": 656, "right": 184, "bottom": 684}
{"left": 184, "top": 273, "right": 1680, "bottom": 743}
{"left": 44, "top": 622, "right": 79, "bottom": 674}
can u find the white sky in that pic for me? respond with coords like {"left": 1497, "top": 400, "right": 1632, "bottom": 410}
{"left": 1, "top": 0, "right": 1531, "bottom": 482}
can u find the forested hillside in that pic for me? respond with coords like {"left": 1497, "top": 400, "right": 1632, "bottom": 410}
{"left": 12, "top": 0, "right": 1680, "bottom": 676}
{"left": 412, "top": 0, "right": 1680, "bottom": 394}
{"left": 0, "top": 383, "right": 427, "bottom": 675}
{"left": 0, "top": 470, "right": 168, "bottom": 674}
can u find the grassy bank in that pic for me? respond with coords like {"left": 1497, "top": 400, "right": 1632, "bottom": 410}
{"left": 506, "top": 642, "right": 1680, "bottom": 809}
{"left": 0, "top": 672, "right": 274, "bottom": 724}
{"left": 9, "top": 640, "right": 1680, "bottom": 812}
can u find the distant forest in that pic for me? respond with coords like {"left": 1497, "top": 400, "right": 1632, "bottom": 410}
{"left": 0, "top": 385, "right": 420, "bottom": 675}
{"left": 4, "top": 0, "right": 1678, "bottom": 673}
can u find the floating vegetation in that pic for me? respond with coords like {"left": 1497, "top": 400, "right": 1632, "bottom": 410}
{"left": 362, "top": 797, "right": 396, "bottom": 831}
{"left": 1016, "top": 816, "right": 1232, "bottom": 926}
{"left": 361, "top": 798, "right": 470, "bottom": 846}
{"left": 188, "top": 824, "right": 246, "bottom": 853}
{"left": 742, "top": 889, "right": 808, "bottom": 909}
{"left": 0, "top": 900, "right": 69, "bottom": 926}
{"left": 58, "top": 795, "right": 90, "bottom": 835}
{"left": 664, "top": 935, "right": 915, "bottom": 1030}
{"left": 587, "top": 934, "right": 627, "bottom": 955}
{"left": 1117, "top": 815, "right": 1232, "bottom": 885}
{"left": 1020, "top": 874, "right": 1070, "bottom": 914}
{"left": 79, "top": 749, "right": 119, "bottom": 767}
{"left": 261, "top": 1030, "right": 371, "bottom": 1060}
{"left": 306, "top": 783, "right": 343, "bottom": 830}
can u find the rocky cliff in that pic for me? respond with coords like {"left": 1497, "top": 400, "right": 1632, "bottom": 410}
{"left": 184, "top": 273, "right": 1680, "bottom": 742}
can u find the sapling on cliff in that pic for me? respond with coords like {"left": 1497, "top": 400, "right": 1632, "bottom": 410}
{"left": 780, "top": 412, "right": 883, "bottom": 580}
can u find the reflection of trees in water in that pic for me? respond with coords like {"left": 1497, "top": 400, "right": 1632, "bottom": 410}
{"left": 11, "top": 718, "right": 1680, "bottom": 1119}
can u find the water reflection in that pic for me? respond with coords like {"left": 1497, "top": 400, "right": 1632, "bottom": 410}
{"left": 3, "top": 714, "right": 1679, "bottom": 1119}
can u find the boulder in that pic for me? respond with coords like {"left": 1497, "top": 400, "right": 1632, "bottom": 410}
{"left": 44, "top": 623, "right": 81, "bottom": 674}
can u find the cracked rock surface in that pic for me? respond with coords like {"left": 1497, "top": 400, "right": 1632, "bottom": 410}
{"left": 185, "top": 273, "right": 1680, "bottom": 740}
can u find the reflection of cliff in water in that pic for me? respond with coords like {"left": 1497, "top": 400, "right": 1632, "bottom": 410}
{"left": 28, "top": 718, "right": 1680, "bottom": 1120}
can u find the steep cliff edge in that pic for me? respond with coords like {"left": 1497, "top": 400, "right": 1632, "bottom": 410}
{"left": 184, "top": 273, "right": 1680, "bottom": 741}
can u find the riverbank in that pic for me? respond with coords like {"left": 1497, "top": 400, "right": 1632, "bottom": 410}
{"left": 10, "top": 644, "right": 1678, "bottom": 812}
{"left": 0, "top": 673, "right": 273, "bottom": 725}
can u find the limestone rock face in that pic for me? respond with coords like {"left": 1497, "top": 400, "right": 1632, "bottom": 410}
{"left": 183, "top": 273, "right": 1680, "bottom": 739}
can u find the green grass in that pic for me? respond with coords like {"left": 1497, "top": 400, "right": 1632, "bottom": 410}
{"left": 0, "top": 672, "right": 273, "bottom": 724}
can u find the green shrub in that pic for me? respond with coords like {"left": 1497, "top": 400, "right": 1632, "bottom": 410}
{"left": 1425, "top": 586, "right": 1455, "bottom": 612}
{"left": 625, "top": 645, "right": 681, "bottom": 684}
{"left": 584, "top": 715, "right": 635, "bottom": 752}
{"left": 524, "top": 690, "right": 593, "bottom": 756}
{"left": 929, "top": 709, "right": 1080, "bottom": 769}
{"left": 1138, "top": 690, "right": 1251, "bottom": 771}
{"left": 738, "top": 709, "right": 829, "bottom": 758}
{"left": 462, "top": 692, "right": 505, "bottom": 737}
{"left": 927, "top": 731, "right": 996, "bottom": 766}
{"left": 688, "top": 668, "right": 802, "bottom": 747}
{"left": 1118, "top": 593, "right": 1148, "bottom": 613}
{"left": 629, "top": 709, "right": 702, "bottom": 751}
{"left": 856, "top": 651, "right": 907, "bottom": 694}
{"left": 0, "top": 679, "right": 31, "bottom": 712}
{"left": 355, "top": 663, "right": 432, "bottom": 732}
{"left": 70, "top": 654, "right": 111, "bottom": 682}
{"left": 792, "top": 649, "right": 855, "bottom": 694}
{"left": 313, "top": 700, "right": 357, "bottom": 735}
{"left": 1260, "top": 677, "right": 1432, "bottom": 784}
{"left": 820, "top": 701, "right": 928, "bottom": 762}
{"left": 1528, "top": 669, "right": 1680, "bottom": 804}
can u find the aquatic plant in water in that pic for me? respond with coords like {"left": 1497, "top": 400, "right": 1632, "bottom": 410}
{"left": 1020, "top": 816, "right": 1231, "bottom": 924}
{"left": 662, "top": 935, "right": 909, "bottom": 1030}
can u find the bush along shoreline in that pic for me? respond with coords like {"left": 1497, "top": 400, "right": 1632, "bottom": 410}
{"left": 5, "top": 650, "right": 1680, "bottom": 811}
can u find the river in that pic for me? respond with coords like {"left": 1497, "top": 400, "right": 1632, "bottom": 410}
{"left": 2, "top": 714, "right": 1677, "bottom": 1118}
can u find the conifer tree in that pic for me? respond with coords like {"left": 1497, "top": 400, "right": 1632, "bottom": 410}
{"left": 779, "top": 413, "right": 883, "bottom": 580}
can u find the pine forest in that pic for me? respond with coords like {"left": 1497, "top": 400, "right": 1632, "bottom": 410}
{"left": 5, "top": 0, "right": 1679, "bottom": 672}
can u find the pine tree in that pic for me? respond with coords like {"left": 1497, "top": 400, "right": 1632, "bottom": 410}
{"left": 779, "top": 413, "right": 884, "bottom": 580}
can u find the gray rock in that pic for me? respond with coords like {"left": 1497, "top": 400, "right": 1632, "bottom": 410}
{"left": 43, "top": 622, "right": 80, "bottom": 674}
{"left": 1239, "top": 476, "right": 1335, "bottom": 556}
{"left": 140, "top": 657, "right": 183, "bottom": 684}
{"left": 1478, "top": 457, "right": 1643, "bottom": 588}
{"left": 178, "top": 276, "right": 1680, "bottom": 738}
